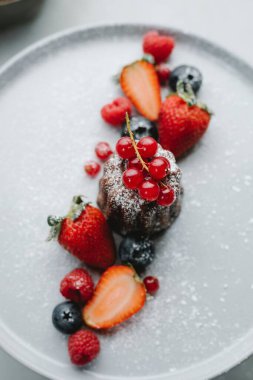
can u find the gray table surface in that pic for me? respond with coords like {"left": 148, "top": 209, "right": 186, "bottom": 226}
{"left": 0, "top": 0, "right": 253, "bottom": 379}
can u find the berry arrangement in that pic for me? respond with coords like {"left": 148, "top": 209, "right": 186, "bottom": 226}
{"left": 99, "top": 30, "right": 211, "bottom": 159}
{"left": 48, "top": 196, "right": 158, "bottom": 365}
{"left": 51, "top": 262, "right": 156, "bottom": 365}
{"left": 47, "top": 29, "right": 212, "bottom": 368}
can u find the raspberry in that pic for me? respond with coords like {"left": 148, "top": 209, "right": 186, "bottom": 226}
{"left": 60, "top": 268, "right": 94, "bottom": 303}
{"left": 101, "top": 97, "right": 132, "bottom": 126}
{"left": 144, "top": 276, "right": 159, "bottom": 294}
{"left": 156, "top": 63, "right": 171, "bottom": 85}
{"left": 95, "top": 141, "right": 113, "bottom": 161}
{"left": 143, "top": 30, "right": 174, "bottom": 64}
{"left": 68, "top": 330, "right": 100, "bottom": 366}
{"left": 84, "top": 161, "right": 101, "bottom": 177}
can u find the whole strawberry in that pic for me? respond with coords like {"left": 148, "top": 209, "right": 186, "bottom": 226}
{"left": 158, "top": 82, "right": 211, "bottom": 158}
{"left": 47, "top": 196, "right": 116, "bottom": 270}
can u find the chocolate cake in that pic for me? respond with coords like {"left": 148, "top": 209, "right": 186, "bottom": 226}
{"left": 97, "top": 145, "right": 182, "bottom": 236}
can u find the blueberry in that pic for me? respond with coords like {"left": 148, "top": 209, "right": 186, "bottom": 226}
{"left": 121, "top": 116, "right": 158, "bottom": 141}
{"left": 119, "top": 235, "right": 155, "bottom": 272}
{"left": 52, "top": 301, "right": 83, "bottom": 334}
{"left": 169, "top": 65, "right": 202, "bottom": 93}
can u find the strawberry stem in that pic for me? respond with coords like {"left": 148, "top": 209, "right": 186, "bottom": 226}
{"left": 46, "top": 215, "right": 63, "bottom": 241}
{"left": 125, "top": 113, "right": 149, "bottom": 172}
{"left": 177, "top": 80, "right": 196, "bottom": 106}
{"left": 67, "top": 195, "right": 88, "bottom": 220}
{"left": 176, "top": 80, "right": 213, "bottom": 115}
{"left": 47, "top": 196, "right": 88, "bottom": 241}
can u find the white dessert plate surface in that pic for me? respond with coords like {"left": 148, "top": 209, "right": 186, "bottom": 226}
{"left": 0, "top": 24, "right": 253, "bottom": 380}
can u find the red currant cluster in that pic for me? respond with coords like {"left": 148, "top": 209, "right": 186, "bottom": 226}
{"left": 116, "top": 136, "right": 175, "bottom": 206}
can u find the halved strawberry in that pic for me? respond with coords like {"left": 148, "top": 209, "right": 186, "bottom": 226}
{"left": 120, "top": 60, "right": 161, "bottom": 121}
{"left": 83, "top": 265, "right": 146, "bottom": 329}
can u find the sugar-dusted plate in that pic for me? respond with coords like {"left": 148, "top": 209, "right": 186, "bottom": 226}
{"left": 0, "top": 24, "right": 253, "bottom": 380}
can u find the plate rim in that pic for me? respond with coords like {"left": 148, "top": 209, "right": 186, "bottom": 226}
{"left": 1, "top": 22, "right": 253, "bottom": 380}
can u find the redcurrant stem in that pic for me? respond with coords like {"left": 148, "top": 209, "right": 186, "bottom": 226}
{"left": 125, "top": 113, "right": 149, "bottom": 172}
{"left": 160, "top": 181, "right": 168, "bottom": 189}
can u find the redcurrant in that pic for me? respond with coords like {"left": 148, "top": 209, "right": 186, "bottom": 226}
{"left": 149, "top": 157, "right": 170, "bottom": 180}
{"left": 138, "top": 179, "right": 160, "bottom": 201}
{"left": 95, "top": 141, "right": 113, "bottom": 161}
{"left": 116, "top": 137, "right": 135, "bottom": 159}
{"left": 157, "top": 186, "right": 175, "bottom": 206}
{"left": 137, "top": 137, "right": 158, "bottom": 158}
{"left": 84, "top": 161, "right": 101, "bottom": 177}
{"left": 144, "top": 276, "right": 159, "bottom": 294}
{"left": 128, "top": 157, "right": 149, "bottom": 171}
{"left": 127, "top": 157, "right": 142, "bottom": 170}
{"left": 123, "top": 168, "right": 144, "bottom": 190}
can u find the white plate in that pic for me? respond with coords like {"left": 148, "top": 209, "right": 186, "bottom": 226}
{"left": 0, "top": 24, "right": 253, "bottom": 380}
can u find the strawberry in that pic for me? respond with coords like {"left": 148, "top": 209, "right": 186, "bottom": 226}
{"left": 120, "top": 60, "right": 161, "bottom": 121}
{"left": 47, "top": 196, "right": 116, "bottom": 270}
{"left": 83, "top": 265, "right": 146, "bottom": 329}
{"left": 143, "top": 30, "right": 175, "bottom": 64}
{"left": 158, "top": 82, "right": 211, "bottom": 158}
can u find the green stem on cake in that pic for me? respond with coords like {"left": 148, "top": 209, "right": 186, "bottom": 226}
{"left": 125, "top": 112, "right": 149, "bottom": 172}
